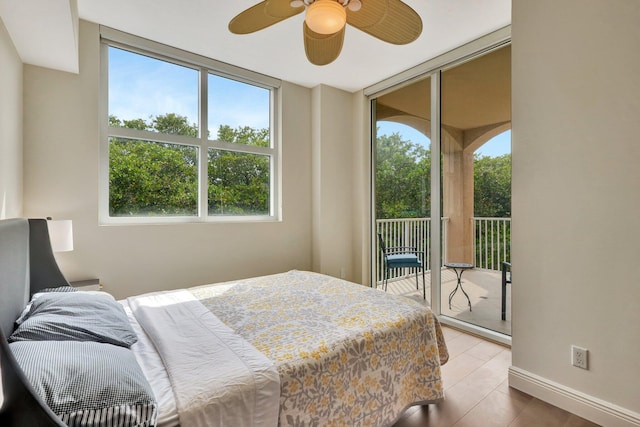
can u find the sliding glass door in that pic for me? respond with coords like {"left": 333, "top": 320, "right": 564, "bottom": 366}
{"left": 371, "top": 43, "right": 512, "bottom": 338}
{"left": 373, "top": 77, "right": 432, "bottom": 304}
{"left": 440, "top": 46, "right": 512, "bottom": 335}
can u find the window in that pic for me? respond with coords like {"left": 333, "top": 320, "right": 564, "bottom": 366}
{"left": 100, "top": 29, "right": 280, "bottom": 223}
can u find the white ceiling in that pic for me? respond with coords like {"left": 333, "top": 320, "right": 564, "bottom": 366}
{"left": 0, "top": 0, "right": 79, "bottom": 73}
{"left": 2, "top": 0, "right": 511, "bottom": 93}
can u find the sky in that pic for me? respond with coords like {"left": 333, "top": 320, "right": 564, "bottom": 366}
{"left": 108, "top": 46, "right": 270, "bottom": 136}
{"left": 377, "top": 121, "right": 511, "bottom": 158}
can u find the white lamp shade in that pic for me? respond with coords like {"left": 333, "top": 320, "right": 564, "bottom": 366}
{"left": 48, "top": 220, "right": 74, "bottom": 252}
{"left": 305, "top": 0, "right": 346, "bottom": 34}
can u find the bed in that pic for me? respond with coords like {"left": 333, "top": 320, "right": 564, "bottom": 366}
{"left": 0, "top": 218, "right": 448, "bottom": 427}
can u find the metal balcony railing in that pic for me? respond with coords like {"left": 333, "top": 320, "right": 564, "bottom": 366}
{"left": 472, "top": 217, "right": 511, "bottom": 271}
{"left": 375, "top": 217, "right": 449, "bottom": 285}
{"left": 375, "top": 217, "right": 511, "bottom": 285}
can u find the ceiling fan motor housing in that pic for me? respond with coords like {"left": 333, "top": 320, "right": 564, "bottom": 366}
{"left": 291, "top": 0, "right": 361, "bottom": 12}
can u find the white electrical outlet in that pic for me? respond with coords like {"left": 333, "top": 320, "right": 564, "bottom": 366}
{"left": 571, "top": 345, "right": 588, "bottom": 369}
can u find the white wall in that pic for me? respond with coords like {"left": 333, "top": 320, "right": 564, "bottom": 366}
{"left": 0, "top": 17, "right": 23, "bottom": 219}
{"left": 511, "top": 0, "right": 640, "bottom": 422}
{"left": 23, "top": 20, "right": 315, "bottom": 299}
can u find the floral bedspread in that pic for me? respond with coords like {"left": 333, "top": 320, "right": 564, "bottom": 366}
{"left": 189, "top": 270, "right": 448, "bottom": 427}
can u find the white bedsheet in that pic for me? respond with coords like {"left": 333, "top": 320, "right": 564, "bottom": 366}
{"left": 127, "top": 290, "right": 280, "bottom": 427}
{"left": 121, "top": 300, "right": 179, "bottom": 427}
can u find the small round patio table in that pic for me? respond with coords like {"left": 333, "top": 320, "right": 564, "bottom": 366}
{"left": 445, "top": 263, "right": 474, "bottom": 311}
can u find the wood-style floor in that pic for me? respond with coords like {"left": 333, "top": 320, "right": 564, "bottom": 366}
{"left": 393, "top": 326, "right": 600, "bottom": 427}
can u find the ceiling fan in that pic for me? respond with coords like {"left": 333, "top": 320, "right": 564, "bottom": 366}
{"left": 229, "top": 0, "right": 423, "bottom": 66}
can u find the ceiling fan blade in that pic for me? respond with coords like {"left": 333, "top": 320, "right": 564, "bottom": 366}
{"left": 347, "top": 0, "right": 422, "bottom": 45}
{"left": 265, "top": 0, "right": 304, "bottom": 19}
{"left": 346, "top": 0, "right": 387, "bottom": 28}
{"left": 303, "top": 22, "right": 345, "bottom": 66}
{"left": 229, "top": 1, "right": 299, "bottom": 34}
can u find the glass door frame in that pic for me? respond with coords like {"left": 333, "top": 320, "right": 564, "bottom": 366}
{"left": 367, "top": 27, "right": 512, "bottom": 345}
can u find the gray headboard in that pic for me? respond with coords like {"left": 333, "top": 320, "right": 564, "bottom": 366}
{"left": 0, "top": 219, "right": 30, "bottom": 336}
{"left": 0, "top": 218, "right": 68, "bottom": 426}
{"left": 0, "top": 218, "right": 70, "bottom": 334}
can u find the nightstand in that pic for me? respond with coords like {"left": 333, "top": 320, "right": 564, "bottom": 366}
{"left": 70, "top": 279, "right": 102, "bottom": 292}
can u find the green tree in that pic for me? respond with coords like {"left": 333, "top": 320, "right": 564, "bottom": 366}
{"left": 122, "top": 118, "right": 147, "bottom": 130}
{"left": 374, "top": 132, "right": 511, "bottom": 220}
{"left": 473, "top": 153, "right": 511, "bottom": 217}
{"left": 110, "top": 139, "right": 198, "bottom": 216}
{"left": 109, "top": 113, "right": 199, "bottom": 216}
{"left": 217, "top": 125, "right": 269, "bottom": 147}
{"left": 109, "top": 114, "right": 271, "bottom": 217}
{"left": 109, "top": 115, "right": 122, "bottom": 127}
{"left": 375, "top": 131, "right": 431, "bottom": 219}
{"left": 208, "top": 125, "right": 270, "bottom": 215}
{"left": 152, "top": 113, "right": 198, "bottom": 137}
{"left": 473, "top": 153, "right": 512, "bottom": 266}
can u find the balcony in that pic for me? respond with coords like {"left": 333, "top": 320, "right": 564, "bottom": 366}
{"left": 377, "top": 217, "right": 511, "bottom": 335}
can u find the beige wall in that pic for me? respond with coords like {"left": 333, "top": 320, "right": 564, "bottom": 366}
{"left": 350, "top": 89, "right": 371, "bottom": 285}
{"left": 511, "top": 0, "right": 640, "bottom": 420}
{"left": 23, "top": 21, "right": 316, "bottom": 299}
{"left": 311, "top": 84, "right": 354, "bottom": 280}
{"left": 0, "top": 17, "right": 23, "bottom": 219}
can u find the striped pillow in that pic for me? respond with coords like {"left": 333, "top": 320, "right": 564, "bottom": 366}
{"left": 9, "top": 340, "right": 157, "bottom": 427}
{"left": 39, "top": 285, "right": 79, "bottom": 293}
{"left": 10, "top": 291, "right": 138, "bottom": 348}
{"left": 15, "top": 286, "right": 78, "bottom": 326}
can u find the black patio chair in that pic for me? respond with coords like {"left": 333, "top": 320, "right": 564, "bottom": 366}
{"left": 378, "top": 233, "right": 426, "bottom": 299}
{"left": 501, "top": 261, "right": 512, "bottom": 321}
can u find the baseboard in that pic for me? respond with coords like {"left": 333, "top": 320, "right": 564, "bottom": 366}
{"left": 509, "top": 366, "right": 640, "bottom": 427}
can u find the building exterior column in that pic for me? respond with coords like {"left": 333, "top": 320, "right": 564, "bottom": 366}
{"left": 442, "top": 128, "right": 474, "bottom": 264}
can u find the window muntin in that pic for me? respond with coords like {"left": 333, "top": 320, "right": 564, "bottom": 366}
{"left": 102, "top": 38, "right": 279, "bottom": 223}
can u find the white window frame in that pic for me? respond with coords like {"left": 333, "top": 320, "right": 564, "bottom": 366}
{"left": 99, "top": 27, "right": 281, "bottom": 224}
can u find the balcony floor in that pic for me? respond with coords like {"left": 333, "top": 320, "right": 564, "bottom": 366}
{"left": 379, "top": 268, "right": 511, "bottom": 335}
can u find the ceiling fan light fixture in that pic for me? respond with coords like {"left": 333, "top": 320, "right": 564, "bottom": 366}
{"left": 305, "top": 0, "right": 347, "bottom": 35}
